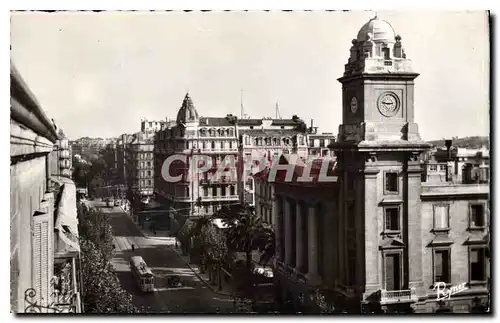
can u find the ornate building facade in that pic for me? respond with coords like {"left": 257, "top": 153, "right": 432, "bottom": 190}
{"left": 265, "top": 16, "right": 489, "bottom": 314}
{"left": 154, "top": 94, "right": 240, "bottom": 219}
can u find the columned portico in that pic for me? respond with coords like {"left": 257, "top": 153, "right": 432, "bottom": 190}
{"left": 284, "top": 199, "right": 293, "bottom": 266}
{"left": 307, "top": 204, "right": 320, "bottom": 284}
{"left": 274, "top": 195, "right": 283, "bottom": 262}
{"left": 295, "top": 201, "right": 304, "bottom": 272}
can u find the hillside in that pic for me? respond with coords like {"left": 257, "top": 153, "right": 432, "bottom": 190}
{"left": 427, "top": 136, "right": 489, "bottom": 149}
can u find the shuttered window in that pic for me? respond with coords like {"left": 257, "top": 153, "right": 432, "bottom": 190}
{"left": 433, "top": 205, "right": 449, "bottom": 229}
{"left": 32, "top": 212, "right": 52, "bottom": 307}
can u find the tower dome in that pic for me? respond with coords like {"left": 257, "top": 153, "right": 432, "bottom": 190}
{"left": 176, "top": 93, "right": 199, "bottom": 124}
{"left": 356, "top": 16, "right": 396, "bottom": 43}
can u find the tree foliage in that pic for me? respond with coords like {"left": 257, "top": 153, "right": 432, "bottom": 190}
{"left": 77, "top": 203, "right": 138, "bottom": 313}
{"left": 216, "top": 204, "right": 275, "bottom": 268}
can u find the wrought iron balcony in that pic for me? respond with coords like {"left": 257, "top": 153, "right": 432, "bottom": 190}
{"left": 379, "top": 288, "right": 417, "bottom": 304}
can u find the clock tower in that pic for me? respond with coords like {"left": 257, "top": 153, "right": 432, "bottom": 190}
{"left": 331, "top": 16, "right": 431, "bottom": 313}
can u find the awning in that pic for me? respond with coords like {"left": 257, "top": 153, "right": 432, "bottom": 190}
{"left": 52, "top": 177, "right": 80, "bottom": 256}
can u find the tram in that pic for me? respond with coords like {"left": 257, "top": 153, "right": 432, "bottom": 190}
{"left": 129, "top": 256, "right": 155, "bottom": 292}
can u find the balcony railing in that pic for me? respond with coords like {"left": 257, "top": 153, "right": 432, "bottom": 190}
{"left": 201, "top": 195, "right": 239, "bottom": 201}
{"left": 379, "top": 288, "right": 417, "bottom": 304}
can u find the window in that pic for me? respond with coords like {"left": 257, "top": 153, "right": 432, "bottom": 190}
{"left": 147, "top": 171, "right": 151, "bottom": 177}
{"left": 319, "top": 139, "right": 325, "bottom": 147}
{"left": 203, "top": 187, "right": 208, "bottom": 197}
{"left": 211, "top": 142, "right": 215, "bottom": 149}
{"left": 429, "top": 164, "right": 438, "bottom": 172}
{"left": 384, "top": 253, "right": 401, "bottom": 291}
{"left": 147, "top": 162, "right": 151, "bottom": 167}
{"left": 433, "top": 249, "right": 451, "bottom": 284}
{"left": 439, "top": 164, "right": 447, "bottom": 172}
{"left": 384, "top": 207, "right": 400, "bottom": 232}
{"left": 433, "top": 204, "right": 449, "bottom": 231}
{"left": 147, "top": 180, "right": 151, "bottom": 186}
{"left": 470, "top": 204, "right": 485, "bottom": 228}
{"left": 470, "top": 248, "right": 486, "bottom": 282}
{"left": 385, "top": 172, "right": 398, "bottom": 194}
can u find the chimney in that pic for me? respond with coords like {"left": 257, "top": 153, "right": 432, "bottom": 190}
{"left": 445, "top": 139, "right": 452, "bottom": 182}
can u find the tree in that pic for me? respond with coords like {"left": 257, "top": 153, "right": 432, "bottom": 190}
{"left": 216, "top": 204, "right": 276, "bottom": 294}
{"left": 77, "top": 203, "right": 138, "bottom": 313}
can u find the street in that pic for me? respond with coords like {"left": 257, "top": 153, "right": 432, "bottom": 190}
{"left": 88, "top": 200, "right": 236, "bottom": 313}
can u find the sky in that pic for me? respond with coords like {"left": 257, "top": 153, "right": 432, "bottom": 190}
{"left": 10, "top": 10, "right": 490, "bottom": 141}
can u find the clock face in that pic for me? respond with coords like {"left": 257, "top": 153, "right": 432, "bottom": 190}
{"left": 350, "top": 96, "right": 358, "bottom": 114}
{"left": 377, "top": 93, "right": 400, "bottom": 117}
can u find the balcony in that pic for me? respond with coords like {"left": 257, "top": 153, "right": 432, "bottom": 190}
{"left": 379, "top": 288, "right": 417, "bottom": 305}
{"left": 201, "top": 195, "right": 239, "bottom": 202}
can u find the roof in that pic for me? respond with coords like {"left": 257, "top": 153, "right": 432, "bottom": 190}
{"left": 238, "top": 129, "right": 298, "bottom": 136}
{"left": 357, "top": 16, "right": 396, "bottom": 43}
{"left": 198, "top": 117, "right": 235, "bottom": 127}
{"left": 176, "top": 93, "right": 199, "bottom": 124}
{"left": 237, "top": 119, "right": 263, "bottom": 126}
{"left": 270, "top": 119, "right": 302, "bottom": 126}
{"left": 253, "top": 154, "right": 338, "bottom": 186}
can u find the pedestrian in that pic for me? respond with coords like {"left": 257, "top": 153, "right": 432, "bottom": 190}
{"left": 131, "top": 244, "right": 135, "bottom": 252}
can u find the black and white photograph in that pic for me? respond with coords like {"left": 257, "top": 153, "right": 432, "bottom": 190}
{"left": 8, "top": 8, "right": 491, "bottom": 315}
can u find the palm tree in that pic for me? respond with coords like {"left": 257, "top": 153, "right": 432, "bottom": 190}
{"left": 217, "top": 204, "right": 275, "bottom": 279}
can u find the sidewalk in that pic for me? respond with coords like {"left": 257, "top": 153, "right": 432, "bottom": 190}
{"left": 170, "top": 244, "right": 235, "bottom": 298}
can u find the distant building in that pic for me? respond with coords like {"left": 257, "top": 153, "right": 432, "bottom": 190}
{"left": 307, "top": 129, "right": 336, "bottom": 158}
{"left": 153, "top": 93, "right": 310, "bottom": 220}
{"left": 238, "top": 116, "right": 309, "bottom": 206}
{"left": 140, "top": 118, "right": 176, "bottom": 134}
{"left": 49, "top": 129, "right": 72, "bottom": 178}
{"left": 154, "top": 93, "right": 240, "bottom": 219}
{"left": 11, "top": 64, "right": 82, "bottom": 313}
{"left": 70, "top": 137, "right": 115, "bottom": 158}
{"left": 128, "top": 132, "right": 155, "bottom": 197}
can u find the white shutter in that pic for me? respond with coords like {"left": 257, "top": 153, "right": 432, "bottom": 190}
{"left": 32, "top": 212, "right": 52, "bottom": 310}
{"left": 434, "top": 205, "right": 449, "bottom": 229}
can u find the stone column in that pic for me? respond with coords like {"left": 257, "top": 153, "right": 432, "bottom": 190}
{"left": 296, "top": 201, "right": 304, "bottom": 272}
{"left": 284, "top": 199, "right": 293, "bottom": 266}
{"left": 274, "top": 195, "right": 282, "bottom": 261}
{"left": 307, "top": 204, "right": 320, "bottom": 284}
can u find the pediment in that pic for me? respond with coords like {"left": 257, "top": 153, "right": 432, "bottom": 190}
{"left": 379, "top": 237, "right": 405, "bottom": 250}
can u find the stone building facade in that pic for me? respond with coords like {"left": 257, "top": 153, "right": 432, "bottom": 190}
{"left": 260, "top": 16, "right": 489, "bottom": 313}
{"left": 237, "top": 117, "right": 309, "bottom": 206}
{"left": 128, "top": 131, "right": 156, "bottom": 197}
{"left": 154, "top": 93, "right": 240, "bottom": 218}
{"left": 10, "top": 64, "right": 81, "bottom": 313}
{"left": 49, "top": 129, "right": 73, "bottom": 178}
